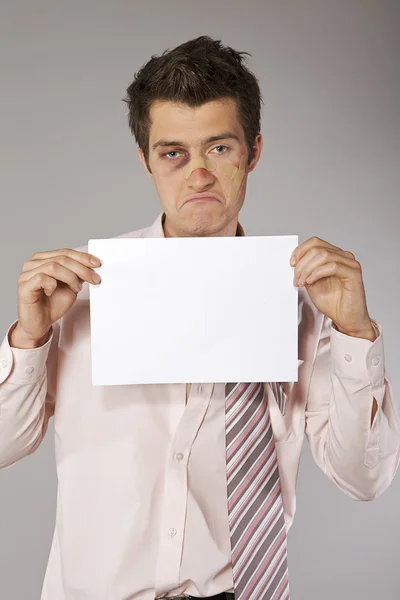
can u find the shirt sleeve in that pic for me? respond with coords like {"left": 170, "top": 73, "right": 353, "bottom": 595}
{"left": 0, "top": 319, "right": 57, "bottom": 469}
{"left": 305, "top": 314, "right": 400, "bottom": 501}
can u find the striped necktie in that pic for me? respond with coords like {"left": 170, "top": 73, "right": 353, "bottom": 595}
{"left": 225, "top": 382, "right": 290, "bottom": 599}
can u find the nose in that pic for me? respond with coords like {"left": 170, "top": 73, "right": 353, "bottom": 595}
{"left": 186, "top": 167, "right": 215, "bottom": 191}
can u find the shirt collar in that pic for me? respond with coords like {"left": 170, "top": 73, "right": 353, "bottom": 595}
{"left": 147, "top": 211, "right": 246, "bottom": 238}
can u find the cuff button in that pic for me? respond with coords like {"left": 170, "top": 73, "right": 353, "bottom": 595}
{"left": 25, "top": 366, "right": 34, "bottom": 374}
{"left": 344, "top": 354, "right": 352, "bottom": 362}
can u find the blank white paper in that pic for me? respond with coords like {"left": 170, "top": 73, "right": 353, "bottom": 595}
{"left": 88, "top": 235, "right": 299, "bottom": 386}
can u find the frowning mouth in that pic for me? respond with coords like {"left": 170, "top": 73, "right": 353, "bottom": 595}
{"left": 186, "top": 197, "right": 219, "bottom": 203}
{"left": 183, "top": 193, "right": 222, "bottom": 205}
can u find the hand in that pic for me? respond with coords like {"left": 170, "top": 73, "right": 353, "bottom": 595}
{"left": 12, "top": 249, "right": 102, "bottom": 347}
{"left": 290, "top": 236, "right": 375, "bottom": 338}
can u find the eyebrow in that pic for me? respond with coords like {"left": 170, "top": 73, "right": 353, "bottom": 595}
{"left": 151, "top": 132, "right": 241, "bottom": 151}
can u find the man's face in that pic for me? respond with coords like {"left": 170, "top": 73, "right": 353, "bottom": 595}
{"left": 138, "top": 98, "right": 263, "bottom": 237}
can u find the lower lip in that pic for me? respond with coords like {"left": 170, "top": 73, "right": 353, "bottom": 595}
{"left": 185, "top": 197, "right": 219, "bottom": 204}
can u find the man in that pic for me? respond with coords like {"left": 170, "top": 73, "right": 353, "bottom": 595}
{"left": 0, "top": 36, "right": 399, "bottom": 600}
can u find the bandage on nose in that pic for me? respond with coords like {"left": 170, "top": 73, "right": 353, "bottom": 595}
{"left": 183, "top": 157, "right": 217, "bottom": 179}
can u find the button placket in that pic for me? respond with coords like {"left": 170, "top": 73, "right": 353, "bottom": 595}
{"left": 155, "top": 383, "right": 212, "bottom": 590}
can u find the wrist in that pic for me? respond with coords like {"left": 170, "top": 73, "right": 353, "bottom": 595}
{"left": 333, "top": 321, "right": 377, "bottom": 342}
{"left": 9, "top": 324, "right": 51, "bottom": 349}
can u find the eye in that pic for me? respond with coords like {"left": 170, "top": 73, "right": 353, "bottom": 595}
{"left": 162, "top": 150, "right": 182, "bottom": 160}
{"left": 211, "top": 145, "right": 229, "bottom": 154}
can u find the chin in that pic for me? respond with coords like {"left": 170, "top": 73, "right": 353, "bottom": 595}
{"left": 186, "top": 215, "right": 223, "bottom": 236}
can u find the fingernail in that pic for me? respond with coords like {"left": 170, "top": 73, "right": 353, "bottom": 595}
{"left": 290, "top": 256, "right": 296, "bottom": 266}
{"left": 90, "top": 257, "right": 101, "bottom": 266}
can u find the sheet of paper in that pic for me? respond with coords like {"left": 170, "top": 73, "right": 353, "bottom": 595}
{"left": 88, "top": 235, "right": 299, "bottom": 386}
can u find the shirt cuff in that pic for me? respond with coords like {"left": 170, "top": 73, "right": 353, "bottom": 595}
{"left": 0, "top": 319, "right": 54, "bottom": 385}
{"left": 330, "top": 318, "right": 384, "bottom": 387}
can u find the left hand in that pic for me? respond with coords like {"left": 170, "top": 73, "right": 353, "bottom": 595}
{"left": 290, "top": 236, "right": 375, "bottom": 338}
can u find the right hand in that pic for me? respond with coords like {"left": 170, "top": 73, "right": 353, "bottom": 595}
{"left": 12, "top": 249, "right": 102, "bottom": 347}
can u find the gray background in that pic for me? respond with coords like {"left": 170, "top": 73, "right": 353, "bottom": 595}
{"left": 1, "top": 0, "right": 399, "bottom": 598}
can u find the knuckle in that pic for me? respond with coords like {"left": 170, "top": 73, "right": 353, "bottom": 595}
{"left": 46, "top": 261, "right": 58, "bottom": 272}
{"left": 322, "top": 249, "right": 331, "bottom": 260}
{"left": 310, "top": 246, "right": 322, "bottom": 258}
{"left": 57, "top": 255, "right": 68, "bottom": 266}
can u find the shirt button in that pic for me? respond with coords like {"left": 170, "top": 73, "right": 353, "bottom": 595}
{"left": 25, "top": 366, "right": 34, "bottom": 374}
{"left": 1, "top": 359, "right": 7, "bottom": 368}
{"left": 168, "top": 528, "right": 177, "bottom": 537}
{"left": 175, "top": 453, "right": 184, "bottom": 461}
{"left": 344, "top": 354, "right": 352, "bottom": 362}
{"left": 372, "top": 357, "right": 380, "bottom": 366}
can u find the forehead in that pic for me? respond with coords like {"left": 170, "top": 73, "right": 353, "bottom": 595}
{"left": 148, "top": 98, "right": 244, "bottom": 144}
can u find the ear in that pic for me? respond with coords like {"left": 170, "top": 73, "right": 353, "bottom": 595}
{"left": 138, "top": 147, "right": 153, "bottom": 180}
{"left": 247, "top": 134, "right": 263, "bottom": 173}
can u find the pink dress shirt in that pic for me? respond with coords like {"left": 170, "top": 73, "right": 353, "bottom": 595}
{"left": 0, "top": 211, "right": 399, "bottom": 600}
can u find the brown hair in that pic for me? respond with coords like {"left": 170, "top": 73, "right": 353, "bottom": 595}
{"left": 123, "top": 35, "right": 263, "bottom": 173}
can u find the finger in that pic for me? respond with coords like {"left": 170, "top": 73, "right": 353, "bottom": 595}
{"left": 291, "top": 236, "right": 344, "bottom": 266}
{"left": 21, "top": 255, "right": 100, "bottom": 285}
{"left": 304, "top": 261, "right": 362, "bottom": 286}
{"left": 20, "top": 272, "right": 75, "bottom": 299}
{"left": 19, "top": 261, "right": 87, "bottom": 294}
{"left": 30, "top": 248, "right": 101, "bottom": 268}
{"left": 294, "top": 248, "right": 360, "bottom": 284}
